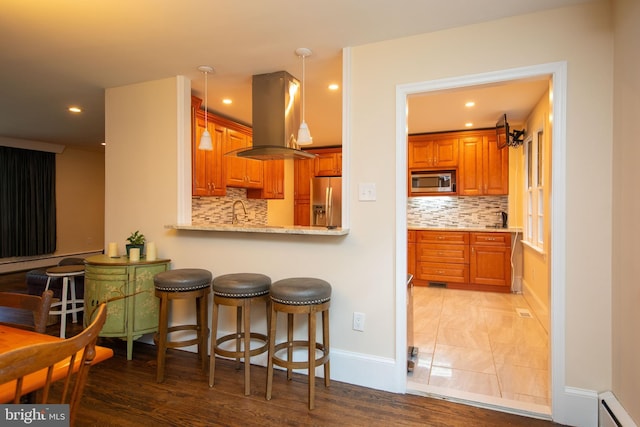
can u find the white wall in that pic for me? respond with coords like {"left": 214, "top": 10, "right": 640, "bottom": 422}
{"left": 105, "top": 2, "right": 614, "bottom": 425}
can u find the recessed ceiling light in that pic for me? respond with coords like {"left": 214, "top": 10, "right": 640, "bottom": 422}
{"left": 222, "top": 99, "right": 232, "bottom": 105}
{"left": 328, "top": 83, "right": 339, "bottom": 91}
{"left": 465, "top": 122, "right": 473, "bottom": 127}
{"left": 68, "top": 106, "right": 82, "bottom": 113}
{"left": 464, "top": 101, "right": 475, "bottom": 108}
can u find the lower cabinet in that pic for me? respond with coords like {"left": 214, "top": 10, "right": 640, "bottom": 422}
{"left": 407, "top": 230, "right": 416, "bottom": 278}
{"left": 410, "top": 230, "right": 511, "bottom": 292}
{"left": 83, "top": 255, "right": 170, "bottom": 360}
{"left": 469, "top": 232, "right": 512, "bottom": 291}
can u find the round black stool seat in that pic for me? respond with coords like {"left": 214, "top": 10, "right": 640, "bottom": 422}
{"left": 154, "top": 268, "right": 211, "bottom": 383}
{"left": 266, "top": 277, "right": 331, "bottom": 410}
{"left": 269, "top": 277, "right": 331, "bottom": 305}
{"left": 154, "top": 268, "right": 212, "bottom": 292}
{"left": 209, "top": 273, "right": 272, "bottom": 396}
{"left": 213, "top": 273, "right": 271, "bottom": 298}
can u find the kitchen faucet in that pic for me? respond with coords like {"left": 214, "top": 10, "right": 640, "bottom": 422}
{"left": 232, "top": 200, "right": 248, "bottom": 225}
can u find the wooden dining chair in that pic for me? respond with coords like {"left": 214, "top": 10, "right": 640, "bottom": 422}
{"left": 0, "top": 304, "right": 107, "bottom": 426}
{"left": 0, "top": 290, "right": 54, "bottom": 333}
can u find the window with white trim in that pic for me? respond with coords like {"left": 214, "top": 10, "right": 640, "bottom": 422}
{"left": 524, "top": 130, "right": 544, "bottom": 250}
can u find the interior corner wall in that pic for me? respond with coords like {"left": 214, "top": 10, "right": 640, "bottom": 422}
{"left": 104, "top": 76, "right": 183, "bottom": 252}
{"left": 612, "top": 0, "right": 640, "bottom": 422}
{"left": 55, "top": 146, "right": 105, "bottom": 256}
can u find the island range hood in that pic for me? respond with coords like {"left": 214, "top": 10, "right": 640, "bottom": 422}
{"left": 231, "top": 70, "right": 316, "bottom": 160}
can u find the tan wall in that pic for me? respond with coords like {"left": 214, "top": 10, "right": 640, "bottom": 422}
{"left": 612, "top": 0, "right": 640, "bottom": 421}
{"left": 105, "top": 2, "right": 615, "bottom": 423}
{"left": 520, "top": 89, "right": 552, "bottom": 334}
{"left": 55, "top": 146, "right": 105, "bottom": 255}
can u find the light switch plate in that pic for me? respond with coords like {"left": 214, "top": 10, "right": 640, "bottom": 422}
{"left": 358, "top": 183, "right": 376, "bottom": 201}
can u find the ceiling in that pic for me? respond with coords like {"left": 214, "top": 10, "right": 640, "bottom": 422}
{"left": 0, "top": 0, "right": 585, "bottom": 150}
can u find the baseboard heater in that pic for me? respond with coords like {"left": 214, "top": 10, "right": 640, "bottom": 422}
{"left": 599, "top": 391, "right": 637, "bottom": 427}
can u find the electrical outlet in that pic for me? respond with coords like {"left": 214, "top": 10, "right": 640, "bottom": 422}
{"left": 353, "top": 312, "right": 365, "bottom": 332}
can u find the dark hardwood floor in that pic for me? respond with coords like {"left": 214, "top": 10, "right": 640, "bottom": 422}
{"left": 1, "top": 270, "right": 563, "bottom": 426}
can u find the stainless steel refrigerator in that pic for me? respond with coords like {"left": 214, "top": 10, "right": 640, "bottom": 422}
{"left": 311, "top": 177, "right": 342, "bottom": 228}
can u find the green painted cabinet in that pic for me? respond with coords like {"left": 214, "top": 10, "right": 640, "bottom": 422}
{"left": 83, "top": 255, "right": 170, "bottom": 360}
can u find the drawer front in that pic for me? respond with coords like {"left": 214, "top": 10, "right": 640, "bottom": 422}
{"left": 417, "top": 243, "right": 469, "bottom": 264}
{"left": 417, "top": 262, "right": 469, "bottom": 283}
{"left": 470, "top": 232, "right": 511, "bottom": 247}
{"left": 86, "top": 265, "right": 128, "bottom": 276}
{"left": 417, "top": 231, "right": 469, "bottom": 245}
{"left": 407, "top": 230, "right": 416, "bottom": 243}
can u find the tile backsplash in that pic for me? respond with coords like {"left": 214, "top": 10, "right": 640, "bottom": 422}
{"left": 193, "top": 191, "right": 506, "bottom": 228}
{"left": 407, "top": 196, "right": 508, "bottom": 228}
{"left": 192, "top": 188, "right": 268, "bottom": 226}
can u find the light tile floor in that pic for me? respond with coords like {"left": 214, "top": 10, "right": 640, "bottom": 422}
{"left": 407, "top": 286, "right": 551, "bottom": 413}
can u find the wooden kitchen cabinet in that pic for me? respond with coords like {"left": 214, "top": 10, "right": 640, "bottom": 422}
{"left": 312, "top": 147, "right": 342, "bottom": 176}
{"left": 294, "top": 157, "right": 313, "bottom": 225}
{"left": 247, "top": 159, "right": 284, "bottom": 199}
{"left": 407, "top": 230, "right": 416, "bottom": 278}
{"left": 458, "top": 130, "right": 508, "bottom": 196}
{"left": 408, "top": 135, "right": 458, "bottom": 169}
{"left": 415, "top": 230, "right": 469, "bottom": 285}
{"left": 225, "top": 129, "right": 263, "bottom": 189}
{"left": 83, "top": 255, "right": 170, "bottom": 360}
{"left": 191, "top": 97, "right": 225, "bottom": 197}
{"left": 469, "top": 232, "right": 511, "bottom": 292}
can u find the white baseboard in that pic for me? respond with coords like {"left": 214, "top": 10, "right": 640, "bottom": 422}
{"left": 554, "top": 386, "right": 599, "bottom": 427}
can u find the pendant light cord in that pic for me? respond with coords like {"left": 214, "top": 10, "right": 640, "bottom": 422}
{"left": 301, "top": 54, "right": 306, "bottom": 122}
{"left": 204, "top": 69, "right": 208, "bottom": 129}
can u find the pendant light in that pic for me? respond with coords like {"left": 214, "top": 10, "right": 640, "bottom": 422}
{"left": 295, "top": 48, "right": 313, "bottom": 146}
{"left": 198, "top": 65, "right": 214, "bottom": 151}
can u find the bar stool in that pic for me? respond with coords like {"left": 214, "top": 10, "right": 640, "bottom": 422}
{"left": 266, "top": 277, "right": 331, "bottom": 410}
{"left": 209, "top": 273, "right": 271, "bottom": 395}
{"left": 154, "top": 268, "right": 211, "bottom": 383}
{"left": 45, "top": 264, "right": 85, "bottom": 338}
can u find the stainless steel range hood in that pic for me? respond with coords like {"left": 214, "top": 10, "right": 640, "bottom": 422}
{"left": 232, "top": 71, "right": 316, "bottom": 160}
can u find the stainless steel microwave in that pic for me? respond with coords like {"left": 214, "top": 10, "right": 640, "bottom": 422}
{"left": 410, "top": 171, "right": 455, "bottom": 194}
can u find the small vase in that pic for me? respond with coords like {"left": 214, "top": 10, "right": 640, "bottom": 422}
{"left": 126, "top": 244, "right": 144, "bottom": 257}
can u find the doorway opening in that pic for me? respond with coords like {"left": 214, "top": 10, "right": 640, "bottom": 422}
{"left": 394, "top": 62, "right": 567, "bottom": 419}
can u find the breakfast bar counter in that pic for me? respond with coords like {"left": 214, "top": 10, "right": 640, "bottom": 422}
{"left": 167, "top": 223, "right": 349, "bottom": 236}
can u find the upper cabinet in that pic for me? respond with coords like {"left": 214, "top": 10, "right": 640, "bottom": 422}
{"left": 225, "top": 129, "right": 263, "bottom": 189}
{"left": 408, "top": 135, "right": 458, "bottom": 169}
{"left": 407, "top": 129, "right": 508, "bottom": 197}
{"left": 312, "top": 147, "right": 342, "bottom": 177}
{"left": 193, "top": 96, "right": 277, "bottom": 197}
{"left": 247, "top": 159, "right": 284, "bottom": 199}
{"left": 192, "top": 97, "right": 225, "bottom": 197}
{"left": 458, "top": 130, "right": 508, "bottom": 196}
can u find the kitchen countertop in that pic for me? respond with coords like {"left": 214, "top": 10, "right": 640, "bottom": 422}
{"left": 166, "top": 223, "right": 349, "bottom": 236}
{"left": 408, "top": 226, "right": 522, "bottom": 233}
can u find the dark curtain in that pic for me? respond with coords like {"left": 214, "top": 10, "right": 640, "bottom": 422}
{"left": 0, "top": 146, "right": 56, "bottom": 257}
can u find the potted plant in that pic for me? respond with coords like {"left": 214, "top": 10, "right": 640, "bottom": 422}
{"left": 125, "top": 230, "right": 146, "bottom": 257}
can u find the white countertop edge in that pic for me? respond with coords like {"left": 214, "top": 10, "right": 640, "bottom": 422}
{"left": 166, "top": 224, "right": 349, "bottom": 236}
{"left": 408, "top": 226, "right": 523, "bottom": 233}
